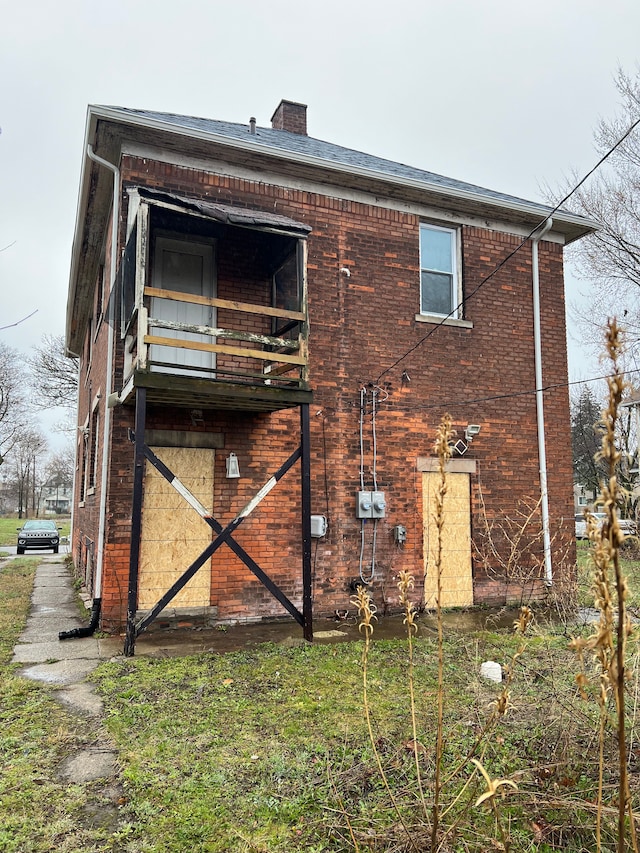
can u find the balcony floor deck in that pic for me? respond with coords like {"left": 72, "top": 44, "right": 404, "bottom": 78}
{"left": 122, "top": 370, "right": 313, "bottom": 412}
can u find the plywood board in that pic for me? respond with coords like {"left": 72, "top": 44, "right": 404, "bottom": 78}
{"left": 422, "top": 471, "right": 473, "bottom": 608}
{"left": 139, "top": 447, "right": 214, "bottom": 609}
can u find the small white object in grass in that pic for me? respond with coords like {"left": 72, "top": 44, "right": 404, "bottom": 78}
{"left": 480, "top": 661, "right": 502, "bottom": 683}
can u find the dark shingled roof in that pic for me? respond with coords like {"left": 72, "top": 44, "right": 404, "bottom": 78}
{"left": 101, "top": 106, "right": 559, "bottom": 215}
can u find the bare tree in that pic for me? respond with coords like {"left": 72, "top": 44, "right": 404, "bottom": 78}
{"left": 0, "top": 342, "right": 27, "bottom": 466}
{"left": 552, "top": 67, "right": 640, "bottom": 359}
{"left": 29, "top": 333, "right": 79, "bottom": 410}
{"left": 10, "top": 429, "right": 48, "bottom": 518}
{"left": 571, "top": 386, "right": 606, "bottom": 496}
{"left": 45, "top": 444, "right": 75, "bottom": 484}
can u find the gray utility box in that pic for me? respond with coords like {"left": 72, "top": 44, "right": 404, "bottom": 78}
{"left": 356, "top": 491, "right": 386, "bottom": 519}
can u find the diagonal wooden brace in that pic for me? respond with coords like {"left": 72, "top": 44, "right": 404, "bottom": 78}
{"left": 133, "top": 444, "right": 304, "bottom": 636}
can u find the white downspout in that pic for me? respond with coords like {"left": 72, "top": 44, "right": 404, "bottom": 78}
{"left": 86, "top": 144, "right": 120, "bottom": 600}
{"left": 531, "top": 217, "right": 554, "bottom": 585}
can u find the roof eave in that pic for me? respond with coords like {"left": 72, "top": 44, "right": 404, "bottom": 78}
{"left": 66, "top": 108, "right": 102, "bottom": 354}
{"left": 67, "top": 105, "right": 599, "bottom": 350}
{"left": 86, "top": 105, "right": 598, "bottom": 241}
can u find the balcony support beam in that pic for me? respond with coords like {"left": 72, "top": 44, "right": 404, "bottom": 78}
{"left": 122, "top": 399, "right": 313, "bottom": 654}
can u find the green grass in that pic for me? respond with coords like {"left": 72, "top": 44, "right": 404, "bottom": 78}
{"left": 0, "top": 559, "right": 116, "bottom": 852}
{"left": 87, "top": 626, "right": 633, "bottom": 852}
{"left": 1, "top": 553, "right": 639, "bottom": 851}
{"left": 0, "top": 516, "right": 71, "bottom": 547}
{"left": 576, "top": 536, "right": 640, "bottom": 607}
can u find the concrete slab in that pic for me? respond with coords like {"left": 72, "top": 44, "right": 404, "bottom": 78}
{"left": 19, "top": 658, "right": 100, "bottom": 685}
{"left": 57, "top": 749, "right": 117, "bottom": 783}
{"left": 314, "top": 629, "right": 349, "bottom": 639}
{"left": 30, "top": 603, "right": 79, "bottom": 617}
{"left": 12, "top": 638, "right": 100, "bottom": 664}
{"left": 33, "top": 567, "right": 69, "bottom": 578}
{"left": 31, "top": 588, "right": 75, "bottom": 605}
{"left": 20, "top": 616, "right": 83, "bottom": 641}
{"left": 56, "top": 683, "right": 104, "bottom": 716}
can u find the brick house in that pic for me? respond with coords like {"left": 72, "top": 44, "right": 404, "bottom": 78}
{"left": 66, "top": 99, "right": 596, "bottom": 650}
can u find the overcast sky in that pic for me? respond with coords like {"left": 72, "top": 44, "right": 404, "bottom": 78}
{"left": 1, "top": 0, "right": 639, "bottom": 445}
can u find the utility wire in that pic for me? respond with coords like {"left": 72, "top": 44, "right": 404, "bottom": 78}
{"left": 374, "top": 366, "right": 640, "bottom": 415}
{"left": 376, "top": 113, "right": 640, "bottom": 383}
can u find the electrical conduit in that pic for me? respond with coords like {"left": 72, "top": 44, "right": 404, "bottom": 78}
{"left": 531, "top": 217, "right": 554, "bottom": 586}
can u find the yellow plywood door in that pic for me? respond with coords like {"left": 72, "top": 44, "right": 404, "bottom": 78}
{"left": 422, "top": 471, "right": 473, "bottom": 607}
{"left": 138, "top": 447, "right": 214, "bottom": 609}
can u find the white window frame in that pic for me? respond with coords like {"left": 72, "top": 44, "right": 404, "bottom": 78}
{"left": 419, "top": 223, "right": 460, "bottom": 320}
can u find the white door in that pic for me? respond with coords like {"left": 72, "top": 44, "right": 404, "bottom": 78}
{"left": 150, "top": 236, "right": 215, "bottom": 376}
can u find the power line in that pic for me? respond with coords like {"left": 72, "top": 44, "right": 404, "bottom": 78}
{"left": 375, "top": 367, "right": 640, "bottom": 415}
{"left": 376, "top": 113, "right": 640, "bottom": 383}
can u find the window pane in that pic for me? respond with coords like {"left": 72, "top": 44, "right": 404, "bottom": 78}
{"left": 421, "top": 271, "right": 453, "bottom": 315}
{"left": 421, "top": 227, "right": 452, "bottom": 273}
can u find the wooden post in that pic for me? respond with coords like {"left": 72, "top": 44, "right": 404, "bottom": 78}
{"left": 124, "top": 386, "right": 146, "bottom": 656}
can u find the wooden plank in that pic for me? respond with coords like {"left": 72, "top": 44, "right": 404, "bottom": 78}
{"left": 422, "top": 471, "right": 473, "bottom": 608}
{"left": 417, "top": 458, "right": 477, "bottom": 474}
{"left": 144, "top": 334, "right": 306, "bottom": 365}
{"left": 138, "top": 447, "right": 214, "bottom": 609}
{"left": 144, "top": 286, "right": 305, "bottom": 321}
{"left": 148, "top": 317, "right": 300, "bottom": 350}
{"left": 263, "top": 362, "right": 297, "bottom": 377}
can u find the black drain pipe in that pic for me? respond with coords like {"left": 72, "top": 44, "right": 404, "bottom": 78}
{"left": 59, "top": 598, "right": 101, "bottom": 640}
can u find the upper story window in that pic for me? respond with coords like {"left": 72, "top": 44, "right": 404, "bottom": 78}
{"left": 88, "top": 404, "right": 99, "bottom": 493}
{"left": 419, "top": 224, "right": 459, "bottom": 318}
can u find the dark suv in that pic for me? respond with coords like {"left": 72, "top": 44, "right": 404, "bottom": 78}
{"left": 16, "top": 520, "right": 61, "bottom": 554}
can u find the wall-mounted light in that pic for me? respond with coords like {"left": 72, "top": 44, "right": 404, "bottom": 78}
{"left": 452, "top": 425, "right": 482, "bottom": 456}
{"left": 465, "top": 424, "right": 481, "bottom": 441}
{"left": 226, "top": 453, "right": 240, "bottom": 479}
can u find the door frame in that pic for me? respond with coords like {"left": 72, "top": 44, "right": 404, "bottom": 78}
{"left": 149, "top": 232, "right": 216, "bottom": 375}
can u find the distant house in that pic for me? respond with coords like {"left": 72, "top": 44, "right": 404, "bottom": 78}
{"left": 66, "top": 99, "right": 597, "bottom": 649}
{"left": 41, "top": 475, "right": 72, "bottom": 515}
{"left": 574, "top": 483, "right": 596, "bottom": 514}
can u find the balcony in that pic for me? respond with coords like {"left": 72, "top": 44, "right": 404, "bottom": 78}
{"left": 117, "top": 188, "right": 312, "bottom": 412}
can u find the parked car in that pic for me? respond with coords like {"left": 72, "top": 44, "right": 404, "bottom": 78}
{"left": 575, "top": 512, "right": 606, "bottom": 539}
{"left": 16, "top": 519, "right": 61, "bottom": 554}
{"left": 618, "top": 517, "right": 637, "bottom": 537}
{"left": 575, "top": 512, "right": 637, "bottom": 539}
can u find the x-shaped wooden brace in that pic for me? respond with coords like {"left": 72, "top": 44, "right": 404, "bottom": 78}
{"left": 130, "top": 443, "right": 307, "bottom": 641}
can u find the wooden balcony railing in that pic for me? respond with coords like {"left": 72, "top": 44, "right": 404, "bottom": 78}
{"left": 138, "top": 286, "right": 309, "bottom": 390}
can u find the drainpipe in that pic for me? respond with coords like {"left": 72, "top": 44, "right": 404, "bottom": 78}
{"left": 62, "top": 147, "right": 119, "bottom": 638}
{"left": 66, "top": 346, "right": 82, "bottom": 567}
{"left": 63, "top": 145, "right": 119, "bottom": 636}
{"left": 531, "top": 217, "right": 554, "bottom": 586}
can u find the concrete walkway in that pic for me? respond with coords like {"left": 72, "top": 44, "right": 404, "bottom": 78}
{"left": 13, "top": 558, "right": 103, "bottom": 689}
{"left": 11, "top": 556, "right": 286, "bottom": 671}
{"left": 10, "top": 556, "right": 119, "bottom": 783}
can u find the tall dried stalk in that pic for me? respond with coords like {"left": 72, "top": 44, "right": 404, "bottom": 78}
{"left": 351, "top": 585, "right": 420, "bottom": 853}
{"left": 570, "top": 319, "right": 637, "bottom": 853}
{"left": 430, "top": 414, "right": 453, "bottom": 852}
{"left": 397, "top": 570, "right": 429, "bottom": 820}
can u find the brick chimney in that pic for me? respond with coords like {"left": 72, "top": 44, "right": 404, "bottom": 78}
{"left": 271, "top": 99, "right": 307, "bottom": 135}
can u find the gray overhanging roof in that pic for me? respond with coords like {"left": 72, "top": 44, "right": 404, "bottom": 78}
{"left": 96, "top": 105, "right": 597, "bottom": 238}
{"left": 66, "top": 103, "right": 600, "bottom": 353}
{"left": 137, "top": 187, "right": 311, "bottom": 236}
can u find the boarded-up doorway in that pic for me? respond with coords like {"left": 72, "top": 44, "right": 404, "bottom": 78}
{"left": 422, "top": 470, "right": 473, "bottom": 607}
{"left": 138, "top": 447, "right": 215, "bottom": 610}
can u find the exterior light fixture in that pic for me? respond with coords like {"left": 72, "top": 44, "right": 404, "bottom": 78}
{"left": 226, "top": 453, "right": 240, "bottom": 479}
{"left": 464, "top": 424, "right": 481, "bottom": 441}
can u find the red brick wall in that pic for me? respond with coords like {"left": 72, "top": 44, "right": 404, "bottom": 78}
{"left": 74, "top": 154, "right": 576, "bottom": 630}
